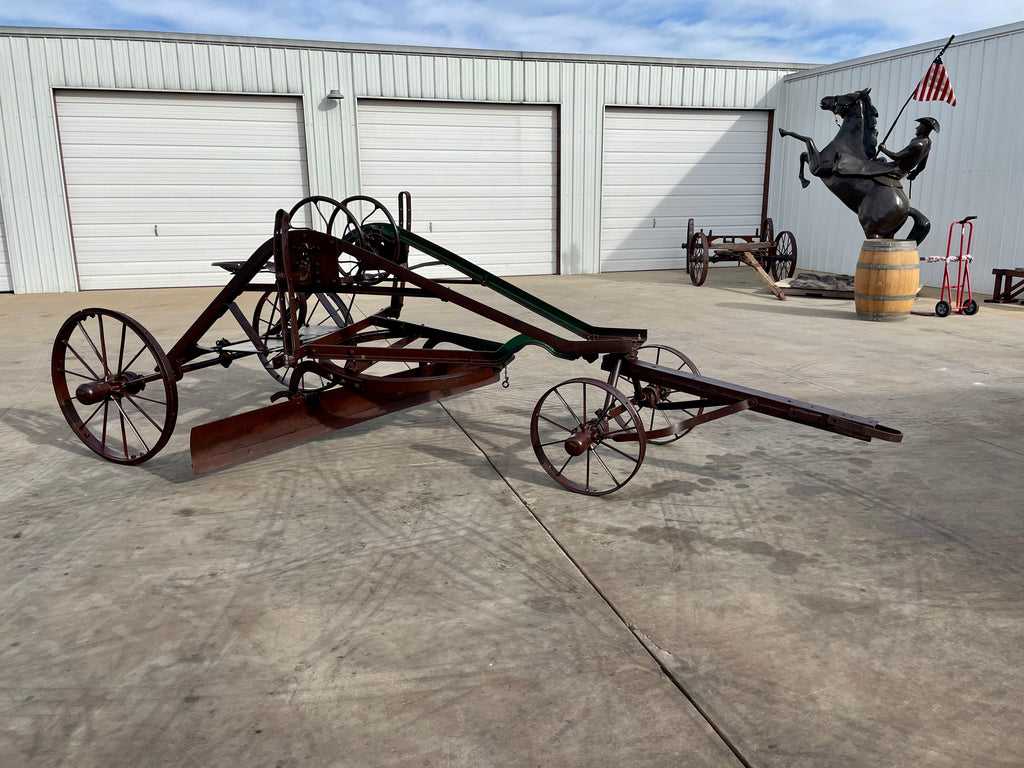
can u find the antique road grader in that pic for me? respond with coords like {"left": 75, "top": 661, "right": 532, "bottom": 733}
{"left": 52, "top": 193, "right": 901, "bottom": 495}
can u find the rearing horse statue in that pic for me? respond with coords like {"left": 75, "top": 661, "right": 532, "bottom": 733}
{"left": 779, "top": 88, "right": 930, "bottom": 244}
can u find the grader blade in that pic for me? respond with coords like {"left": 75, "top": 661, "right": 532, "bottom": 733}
{"left": 191, "top": 364, "right": 499, "bottom": 473}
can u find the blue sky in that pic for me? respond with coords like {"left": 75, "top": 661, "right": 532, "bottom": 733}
{"left": 1, "top": 0, "right": 1023, "bottom": 63}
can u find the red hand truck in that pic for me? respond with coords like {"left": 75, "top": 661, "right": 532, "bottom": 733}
{"left": 925, "top": 216, "right": 979, "bottom": 317}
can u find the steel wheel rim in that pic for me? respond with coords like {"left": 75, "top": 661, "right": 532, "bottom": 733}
{"left": 51, "top": 308, "right": 178, "bottom": 464}
{"left": 531, "top": 378, "right": 646, "bottom": 496}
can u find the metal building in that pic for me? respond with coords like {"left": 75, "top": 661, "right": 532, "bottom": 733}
{"left": 0, "top": 27, "right": 805, "bottom": 293}
{"left": 2, "top": 23, "right": 1020, "bottom": 294}
{"left": 769, "top": 22, "right": 1024, "bottom": 286}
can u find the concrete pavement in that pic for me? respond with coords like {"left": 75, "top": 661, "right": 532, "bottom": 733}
{"left": 2, "top": 267, "right": 1022, "bottom": 767}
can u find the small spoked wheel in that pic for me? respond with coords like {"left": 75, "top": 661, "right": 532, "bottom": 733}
{"left": 252, "top": 290, "right": 354, "bottom": 393}
{"left": 688, "top": 232, "right": 710, "bottom": 286}
{"left": 770, "top": 230, "right": 798, "bottom": 281}
{"left": 934, "top": 300, "right": 951, "bottom": 318}
{"left": 51, "top": 308, "right": 178, "bottom": 464}
{"left": 531, "top": 378, "right": 646, "bottom": 496}
{"left": 627, "top": 344, "right": 705, "bottom": 445}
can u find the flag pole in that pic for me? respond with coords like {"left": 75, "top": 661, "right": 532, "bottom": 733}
{"left": 877, "top": 34, "right": 955, "bottom": 151}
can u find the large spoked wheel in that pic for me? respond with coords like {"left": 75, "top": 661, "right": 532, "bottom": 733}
{"left": 770, "top": 230, "right": 797, "bottom": 281}
{"left": 626, "top": 344, "right": 705, "bottom": 445}
{"left": 531, "top": 378, "right": 646, "bottom": 496}
{"left": 761, "top": 217, "right": 775, "bottom": 245}
{"left": 51, "top": 308, "right": 178, "bottom": 464}
{"left": 252, "top": 290, "right": 354, "bottom": 393}
{"left": 688, "top": 232, "right": 710, "bottom": 286}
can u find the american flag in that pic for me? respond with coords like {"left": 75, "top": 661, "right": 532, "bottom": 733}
{"left": 914, "top": 56, "right": 957, "bottom": 105}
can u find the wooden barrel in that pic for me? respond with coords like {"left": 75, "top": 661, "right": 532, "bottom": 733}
{"left": 854, "top": 240, "right": 920, "bottom": 321}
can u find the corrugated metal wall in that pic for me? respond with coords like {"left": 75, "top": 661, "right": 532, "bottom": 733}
{"left": 0, "top": 28, "right": 801, "bottom": 292}
{"left": 768, "top": 23, "right": 1024, "bottom": 286}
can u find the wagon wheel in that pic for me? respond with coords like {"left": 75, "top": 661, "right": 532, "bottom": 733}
{"left": 341, "top": 194, "right": 403, "bottom": 285}
{"left": 288, "top": 196, "right": 368, "bottom": 280}
{"left": 688, "top": 232, "right": 710, "bottom": 286}
{"left": 530, "top": 378, "right": 646, "bottom": 496}
{"left": 761, "top": 217, "right": 775, "bottom": 245}
{"left": 252, "top": 289, "right": 354, "bottom": 393}
{"left": 684, "top": 218, "right": 695, "bottom": 263}
{"left": 51, "top": 308, "right": 178, "bottom": 464}
{"left": 624, "top": 344, "right": 705, "bottom": 445}
{"left": 770, "top": 230, "right": 797, "bottom": 281}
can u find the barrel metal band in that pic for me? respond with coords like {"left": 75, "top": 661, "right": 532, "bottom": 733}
{"left": 854, "top": 292, "right": 918, "bottom": 301}
{"left": 857, "top": 263, "right": 918, "bottom": 270}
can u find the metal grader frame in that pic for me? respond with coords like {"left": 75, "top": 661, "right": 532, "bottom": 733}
{"left": 52, "top": 193, "right": 902, "bottom": 496}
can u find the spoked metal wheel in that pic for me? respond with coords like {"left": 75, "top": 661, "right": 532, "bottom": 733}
{"left": 770, "top": 230, "right": 797, "bottom": 281}
{"left": 51, "top": 308, "right": 178, "bottom": 464}
{"left": 761, "top": 217, "right": 775, "bottom": 245}
{"left": 626, "top": 344, "right": 705, "bottom": 445}
{"left": 531, "top": 378, "right": 646, "bottom": 496}
{"left": 688, "top": 232, "right": 710, "bottom": 286}
{"left": 341, "top": 194, "right": 403, "bottom": 285}
{"left": 288, "top": 195, "right": 368, "bottom": 281}
{"left": 252, "top": 289, "right": 354, "bottom": 393}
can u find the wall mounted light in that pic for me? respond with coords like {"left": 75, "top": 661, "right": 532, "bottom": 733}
{"left": 326, "top": 90, "right": 345, "bottom": 100}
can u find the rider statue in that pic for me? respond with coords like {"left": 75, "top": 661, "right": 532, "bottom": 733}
{"left": 836, "top": 117, "right": 939, "bottom": 186}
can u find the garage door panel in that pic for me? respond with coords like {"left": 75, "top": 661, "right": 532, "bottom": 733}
{"left": 358, "top": 100, "right": 557, "bottom": 276}
{"left": 57, "top": 91, "right": 308, "bottom": 289}
{"left": 601, "top": 107, "right": 768, "bottom": 272}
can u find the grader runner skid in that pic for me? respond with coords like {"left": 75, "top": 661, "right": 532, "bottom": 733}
{"left": 52, "top": 193, "right": 902, "bottom": 495}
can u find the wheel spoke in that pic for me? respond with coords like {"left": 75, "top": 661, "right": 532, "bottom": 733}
{"left": 98, "top": 314, "right": 110, "bottom": 376}
{"left": 552, "top": 389, "right": 583, "bottom": 427}
{"left": 124, "top": 394, "right": 165, "bottom": 431}
{"left": 78, "top": 322, "right": 106, "bottom": 374}
{"left": 590, "top": 447, "right": 620, "bottom": 487}
{"left": 114, "top": 398, "right": 151, "bottom": 454}
{"left": 64, "top": 341, "right": 101, "bottom": 381}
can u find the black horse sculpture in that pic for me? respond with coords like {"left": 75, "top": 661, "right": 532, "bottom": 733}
{"left": 779, "top": 88, "right": 930, "bottom": 244}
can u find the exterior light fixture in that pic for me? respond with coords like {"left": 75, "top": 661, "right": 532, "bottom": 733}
{"left": 326, "top": 90, "right": 344, "bottom": 99}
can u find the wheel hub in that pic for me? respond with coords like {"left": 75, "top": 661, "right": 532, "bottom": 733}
{"left": 75, "top": 372, "right": 145, "bottom": 405}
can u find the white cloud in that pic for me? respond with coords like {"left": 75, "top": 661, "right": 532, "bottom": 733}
{"left": 1, "top": 0, "right": 1022, "bottom": 63}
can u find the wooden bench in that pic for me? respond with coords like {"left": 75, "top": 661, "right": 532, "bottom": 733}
{"left": 987, "top": 268, "right": 1024, "bottom": 304}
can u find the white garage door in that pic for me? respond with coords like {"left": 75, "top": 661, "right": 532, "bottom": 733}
{"left": 56, "top": 91, "right": 309, "bottom": 289}
{"left": 601, "top": 108, "right": 769, "bottom": 272}
{"left": 357, "top": 100, "right": 557, "bottom": 275}
{"left": 0, "top": 206, "right": 10, "bottom": 292}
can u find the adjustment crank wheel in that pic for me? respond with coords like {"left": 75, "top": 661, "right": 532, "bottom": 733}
{"left": 531, "top": 378, "right": 646, "bottom": 496}
{"left": 51, "top": 308, "right": 178, "bottom": 464}
{"left": 341, "top": 194, "right": 403, "bottom": 284}
{"left": 627, "top": 344, "right": 705, "bottom": 445}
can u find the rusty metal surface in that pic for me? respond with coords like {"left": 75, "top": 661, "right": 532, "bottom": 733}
{"left": 51, "top": 192, "right": 901, "bottom": 495}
